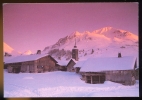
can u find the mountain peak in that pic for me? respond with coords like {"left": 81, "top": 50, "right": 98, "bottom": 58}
{"left": 4, "top": 42, "right": 14, "bottom": 53}
{"left": 3, "top": 42, "right": 20, "bottom": 56}
{"left": 22, "top": 50, "right": 32, "bottom": 55}
{"left": 99, "top": 26, "right": 116, "bottom": 32}
{"left": 68, "top": 31, "right": 81, "bottom": 39}
{"left": 73, "top": 31, "right": 81, "bottom": 36}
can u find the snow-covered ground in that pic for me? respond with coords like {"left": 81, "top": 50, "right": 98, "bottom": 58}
{"left": 4, "top": 69, "right": 139, "bottom": 97}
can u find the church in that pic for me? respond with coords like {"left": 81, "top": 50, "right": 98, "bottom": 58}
{"left": 66, "top": 39, "right": 79, "bottom": 72}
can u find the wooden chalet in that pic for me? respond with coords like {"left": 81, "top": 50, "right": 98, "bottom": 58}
{"left": 74, "top": 54, "right": 137, "bottom": 85}
{"left": 5, "top": 52, "right": 58, "bottom": 73}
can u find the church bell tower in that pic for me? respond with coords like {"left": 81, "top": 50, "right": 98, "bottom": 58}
{"left": 72, "top": 38, "right": 78, "bottom": 61}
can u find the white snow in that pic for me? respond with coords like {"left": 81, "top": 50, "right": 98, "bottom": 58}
{"left": 5, "top": 53, "right": 49, "bottom": 64}
{"left": 4, "top": 70, "right": 139, "bottom": 97}
{"left": 79, "top": 56, "right": 137, "bottom": 72}
{"left": 56, "top": 59, "right": 69, "bottom": 66}
{"left": 4, "top": 56, "right": 16, "bottom": 63}
{"left": 74, "top": 60, "right": 85, "bottom": 68}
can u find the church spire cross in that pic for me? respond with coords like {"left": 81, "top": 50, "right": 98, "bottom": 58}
{"left": 74, "top": 38, "right": 77, "bottom": 48}
{"left": 75, "top": 38, "right": 76, "bottom": 46}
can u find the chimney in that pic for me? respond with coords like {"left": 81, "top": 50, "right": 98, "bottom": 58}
{"left": 118, "top": 52, "right": 122, "bottom": 58}
{"left": 37, "top": 50, "right": 41, "bottom": 54}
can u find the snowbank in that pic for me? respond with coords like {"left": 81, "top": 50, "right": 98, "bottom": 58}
{"left": 4, "top": 70, "right": 139, "bottom": 97}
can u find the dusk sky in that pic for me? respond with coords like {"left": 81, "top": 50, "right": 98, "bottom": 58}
{"left": 3, "top": 3, "right": 138, "bottom": 54}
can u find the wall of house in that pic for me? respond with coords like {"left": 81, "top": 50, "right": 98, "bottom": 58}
{"left": 6, "top": 55, "right": 57, "bottom": 73}
{"left": 80, "top": 70, "right": 136, "bottom": 85}
{"left": 35, "top": 56, "right": 57, "bottom": 73}
{"left": 75, "top": 67, "right": 81, "bottom": 73}
{"left": 135, "top": 68, "right": 139, "bottom": 80}
{"left": 104, "top": 70, "right": 136, "bottom": 85}
{"left": 79, "top": 72, "right": 105, "bottom": 84}
{"left": 67, "top": 60, "right": 76, "bottom": 72}
{"left": 7, "top": 66, "right": 13, "bottom": 73}
{"left": 4, "top": 64, "right": 8, "bottom": 69}
{"left": 21, "top": 61, "right": 35, "bottom": 73}
{"left": 7, "top": 63, "right": 22, "bottom": 73}
{"left": 58, "top": 65, "right": 67, "bottom": 71}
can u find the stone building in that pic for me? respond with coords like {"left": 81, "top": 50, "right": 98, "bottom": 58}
{"left": 5, "top": 52, "right": 58, "bottom": 73}
{"left": 74, "top": 54, "right": 137, "bottom": 85}
{"left": 66, "top": 38, "right": 79, "bottom": 72}
{"left": 66, "top": 59, "right": 77, "bottom": 72}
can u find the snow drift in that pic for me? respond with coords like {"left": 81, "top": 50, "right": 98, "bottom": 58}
{"left": 4, "top": 70, "right": 139, "bottom": 97}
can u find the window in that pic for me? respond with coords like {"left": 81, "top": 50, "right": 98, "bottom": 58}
{"left": 37, "top": 66, "right": 44, "bottom": 69}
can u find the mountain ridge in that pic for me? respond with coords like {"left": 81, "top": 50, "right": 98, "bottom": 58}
{"left": 3, "top": 42, "right": 33, "bottom": 56}
{"left": 42, "top": 27, "right": 138, "bottom": 61}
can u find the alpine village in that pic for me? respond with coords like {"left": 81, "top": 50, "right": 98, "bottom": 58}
{"left": 4, "top": 39, "right": 139, "bottom": 86}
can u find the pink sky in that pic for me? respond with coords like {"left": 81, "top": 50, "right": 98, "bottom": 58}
{"left": 3, "top": 3, "right": 138, "bottom": 54}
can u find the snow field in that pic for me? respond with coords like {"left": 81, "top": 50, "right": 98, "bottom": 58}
{"left": 4, "top": 70, "right": 139, "bottom": 97}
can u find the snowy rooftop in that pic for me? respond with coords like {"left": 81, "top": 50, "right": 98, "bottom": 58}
{"left": 5, "top": 54, "right": 49, "bottom": 64}
{"left": 71, "top": 58, "right": 78, "bottom": 63}
{"left": 4, "top": 56, "right": 16, "bottom": 63}
{"left": 78, "top": 56, "right": 136, "bottom": 72}
{"left": 74, "top": 60, "right": 85, "bottom": 68}
{"left": 56, "top": 59, "right": 69, "bottom": 66}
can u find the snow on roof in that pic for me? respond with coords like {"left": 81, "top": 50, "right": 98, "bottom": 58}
{"left": 4, "top": 56, "right": 16, "bottom": 63}
{"left": 71, "top": 59, "right": 78, "bottom": 63}
{"left": 80, "top": 56, "right": 136, "bottom": 72}
{"left": 56, "top": 60, "right": 69, "bottom": 66}
{"left": 66, "top": 58, "right": 78, "bottom": 67}
{"left": 74, "top": 60, "right": 85, "bottom": 68}
{"left": 5, "top": 54, "right": 49, "bottom": 64}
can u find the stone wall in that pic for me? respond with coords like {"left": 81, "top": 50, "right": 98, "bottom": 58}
{"left": 67, "top": 60, "right": 76, "bottom": 72}
{"left": 80, "top": 70, "right": 136, "bottom": 85}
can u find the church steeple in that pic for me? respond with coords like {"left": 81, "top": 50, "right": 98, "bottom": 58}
{"left": 72, "top": 38, "right": 78, "bottom": 61}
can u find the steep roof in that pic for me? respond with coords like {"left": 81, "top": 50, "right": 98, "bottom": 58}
{"left": 78, "top": 56, "right": 136, "bottom": 72}
{"left": 66, "top": 59, "right": 78, "bottom": 67}
{"left": 5, "top": 54, "right": 57, "bottom": 64}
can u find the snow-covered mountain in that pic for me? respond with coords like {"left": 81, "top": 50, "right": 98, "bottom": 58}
{"left": 42, "top": 27, "right": 138, "bottom": 62}
{"left": 3, "top": 42, "right": 20, "bottom": 56}
{"left": 3, "top": 42, "right": 33, "bottom": 56}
